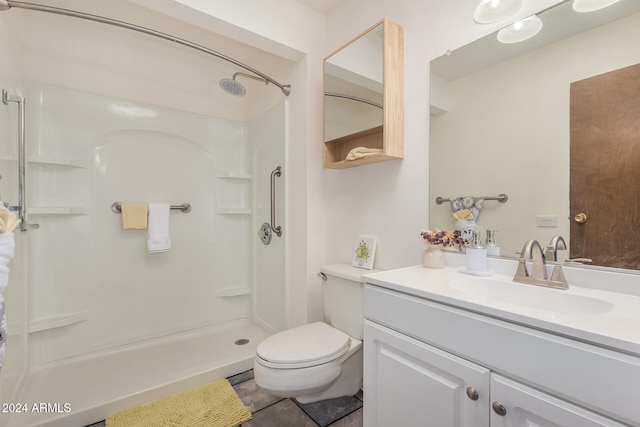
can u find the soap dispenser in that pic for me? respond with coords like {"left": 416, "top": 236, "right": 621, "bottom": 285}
{"left": 466, "top": 231, "right": 488, "bottom": 273}
{"left": 485, "top": 229, "right": 501, "bottom": 256}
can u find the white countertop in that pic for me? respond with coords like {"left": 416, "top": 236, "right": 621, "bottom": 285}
{"left": 363, "top": 255, "right": 640, "bottom": 356}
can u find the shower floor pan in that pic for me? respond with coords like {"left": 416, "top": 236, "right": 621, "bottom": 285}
{"left": 4, "top": 318, "right": 271, "bottom": 427}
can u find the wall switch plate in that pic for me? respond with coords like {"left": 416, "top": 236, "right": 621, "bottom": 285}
{"left": 536, "top": 215, "right": 558, "bottom": 227}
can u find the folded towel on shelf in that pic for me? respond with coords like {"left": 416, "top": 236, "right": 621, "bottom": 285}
{"left": 147, "top": 203, "right": 171, "bottom": 253}
{"left": 345, "top": 146, "right": 383, "bottom": 161}
{"left": 121, "top": 203, "right": 148, "bottom": 230}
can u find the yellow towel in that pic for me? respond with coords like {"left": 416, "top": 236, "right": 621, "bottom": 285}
{"left": 0, "top": 204, "right": 20, "bottom": 233}
{"left": 121, "top": 204, "right": 148, "bottom": 229}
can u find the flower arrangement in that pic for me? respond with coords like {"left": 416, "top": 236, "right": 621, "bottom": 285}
{"left": 420, "top": 228, "right": 462, "bottom": 247}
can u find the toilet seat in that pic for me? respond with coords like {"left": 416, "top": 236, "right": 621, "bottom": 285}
{"left": 256, "top": 322, "right": 351, "bottom": 369}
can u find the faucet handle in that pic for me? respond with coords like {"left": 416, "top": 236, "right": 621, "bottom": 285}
{"left": 546, "top": 235, "right": 567, "bottom": 261}
{"left": 514, "top": 258, "right": 529, "bottom": 279}
{"left": 550, "top": 265, "right": 569, "bottom": 289}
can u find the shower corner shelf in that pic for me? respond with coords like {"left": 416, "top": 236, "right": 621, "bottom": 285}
{"left": 29, "top": 155, "right": 89, "bottom": 169}
{"left": 217, "top": 172, "right": 252, "bottom": 180}
{"left": 30, "top": 206, "right": 89, "bottom": 215}
{"left": 215, "top": 286, "right": 251, "bottom": 297}
{"left": 0, "top": 154, "right": 88, "bottom": 168}
{"left": 29, "top": 310, "right": 89, "bottom": 333}
{"left": 216, "top": 208, "right": 252, "bottom": 215}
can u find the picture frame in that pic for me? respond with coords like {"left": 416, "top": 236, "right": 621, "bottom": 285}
{"left": 352, "top": 235, "right": 377, "bottom": 270}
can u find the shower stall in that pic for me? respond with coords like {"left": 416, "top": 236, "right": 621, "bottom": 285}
{"left": 0, "top": 3, "right": 290, "bottom": 426}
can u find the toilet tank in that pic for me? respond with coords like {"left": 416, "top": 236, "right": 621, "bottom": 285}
{"left": 321, "top": 264, "right": 379, "bottom": 340}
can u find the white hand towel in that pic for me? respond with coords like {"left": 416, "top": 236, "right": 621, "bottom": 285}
{"left": 0, "top": 232, "right": 15, "bottom": 369}
{"left": 147, "top": 203, "right": 171, "bottom": 253}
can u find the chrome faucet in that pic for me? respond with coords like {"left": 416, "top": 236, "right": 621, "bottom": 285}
{"left": 546, "top": 235, "right": 567, "bottom": 262}
{"left": 514, "top": 239, "right": 569, "bottom": 290}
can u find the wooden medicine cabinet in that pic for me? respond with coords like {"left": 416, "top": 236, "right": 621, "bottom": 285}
{"left": 323, "top": 18, "right": 404, "bottom": 169}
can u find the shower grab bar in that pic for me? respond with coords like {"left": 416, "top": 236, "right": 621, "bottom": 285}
{"left": 0, "top": 0, "right": 291, "bottom": 96}
{"left": 111, "top": 202, "right": 192, "bottom": 214}
{"left": 2, "top": 89, "right": 39, "bottom": 231}
{"left": 270, "top": 166, "right": 282, "bottom": 237}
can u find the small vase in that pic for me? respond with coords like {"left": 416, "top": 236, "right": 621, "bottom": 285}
{"left": 422, "top": 245, "right": 445, "bottom": 269}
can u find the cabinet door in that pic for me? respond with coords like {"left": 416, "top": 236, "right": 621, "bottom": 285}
{"left": 490, "top": 374, "right": 627, "bottom": 427}
{"left": 364, "top": 320, "right": 490, "bottom": 427}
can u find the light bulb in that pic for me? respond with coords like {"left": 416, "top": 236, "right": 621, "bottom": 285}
{"left": 474, "top": 0, "right": 523, "bottom": 24}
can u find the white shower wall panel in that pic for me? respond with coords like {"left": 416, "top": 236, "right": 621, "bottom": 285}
{"left": 251, "top": 102, "right": 287, "bottom": 332}
{"left": 26, "top": 84, "right": 255, "bottom": 365}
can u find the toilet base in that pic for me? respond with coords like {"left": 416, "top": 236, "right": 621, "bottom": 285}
{"left": 295, "top": 348, "right": 363, "bottom": 403}
{"left": 254, "top": 345, "right": 363, "bottom": 404}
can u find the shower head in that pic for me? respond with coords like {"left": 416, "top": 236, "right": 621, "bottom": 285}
{"left": 219, "top": 77, "right": 246, "bottom": 96}
{"left": 220, "top": 72, "right": 269, "bottom": 96}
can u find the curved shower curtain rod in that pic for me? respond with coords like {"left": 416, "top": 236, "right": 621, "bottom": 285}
{"left": 0, "top": 0, "right": 291, "bottom": 96}
{"left": 324, "top": 92, "right": 382, "bottom": 109}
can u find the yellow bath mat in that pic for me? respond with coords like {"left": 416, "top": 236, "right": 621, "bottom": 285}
{"left": 106, "top": 379, "right": 252, "bottom": 427}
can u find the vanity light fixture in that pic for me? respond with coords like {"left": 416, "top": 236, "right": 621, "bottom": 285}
{"left": 474, "top": 0, "right": 523, "bottom": 24}
{"left": 497, "top": 15, "right": 543, "bottom": 44}
{"left": 572, "top": 0, "right": 621, "bottom": 13}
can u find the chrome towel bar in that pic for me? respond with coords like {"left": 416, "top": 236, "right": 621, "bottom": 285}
{"left": 111, "top": 202, "right": 191, "bottom": 214}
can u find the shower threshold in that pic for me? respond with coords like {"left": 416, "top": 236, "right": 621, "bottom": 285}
{"left": 4, "top": 318, "right": 271, "bottom": 427}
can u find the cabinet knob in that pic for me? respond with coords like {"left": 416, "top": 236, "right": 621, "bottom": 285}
{"left": 465, "top": 387, "right": 479, "bottom": 401}
{"left": 492, "top": 401, "right": 507, "bottom": 416}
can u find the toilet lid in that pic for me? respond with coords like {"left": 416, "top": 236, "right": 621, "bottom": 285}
{"left": 256, "top": 322, "right": 351, "bottom": 367}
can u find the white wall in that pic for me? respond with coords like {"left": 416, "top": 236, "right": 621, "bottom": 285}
{"left": 251, "top": 102, "right": 287, "bottom": 333}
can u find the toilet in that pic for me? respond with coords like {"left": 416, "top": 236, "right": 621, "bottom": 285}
{"left": 253, "top": 263, "right": 374, "bottom": 403}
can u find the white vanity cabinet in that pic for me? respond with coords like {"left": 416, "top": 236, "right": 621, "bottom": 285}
{"left": 363, "top": 283, "right": 637, "bottom": 427}
{"left": 489, "top": 374, "right": 627, "bottom": 427}
{"left": 364, "top": 320, "right": 490, "bottom": 426}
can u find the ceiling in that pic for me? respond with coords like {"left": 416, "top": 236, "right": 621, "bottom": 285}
{"left": 296, "top": 0, "right": 341, "bottom": 15}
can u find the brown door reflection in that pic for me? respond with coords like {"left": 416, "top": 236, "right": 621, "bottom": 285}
{"left": 570, "top": 63, "right": 640, "bottom": 269}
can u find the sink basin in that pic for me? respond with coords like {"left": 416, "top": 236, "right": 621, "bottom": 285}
{"left": 448, "top": 277, "right": 614, "bottom": 316}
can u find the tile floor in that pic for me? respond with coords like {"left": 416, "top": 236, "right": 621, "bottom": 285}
{"left": 86, "top": 369, "right": 363, "bottom": 427}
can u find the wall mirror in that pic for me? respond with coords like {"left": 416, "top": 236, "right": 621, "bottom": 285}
{"left": 323, "top": 18, "right": 403, "bottom": 169}
{"left": 429, "top": 0, "right": 640, "bottom": 270}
